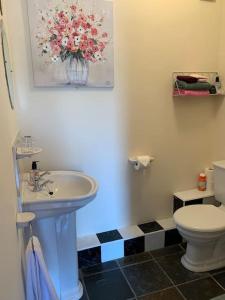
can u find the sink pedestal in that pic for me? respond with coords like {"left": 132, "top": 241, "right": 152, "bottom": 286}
{"left": 22, "top": 171, "right": 98, "bottom": 299}
{"left": 32, "top": 212, "right": 83, "bottom": 300}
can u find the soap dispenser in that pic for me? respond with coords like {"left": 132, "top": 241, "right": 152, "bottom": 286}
{"left": 215, "top": 76, "right": 222, "bottom": 94}
{"left": 29, "top": 161, "right": 39, "bottom": 184}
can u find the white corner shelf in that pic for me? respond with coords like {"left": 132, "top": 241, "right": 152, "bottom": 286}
{"left": 16, "top": 147, "right": 43, "bottom": 159}
{"left": 174, "top": 188, "right": 214, "bottom": 202}
{"left": 173, "top": 72, "right": 225, "bottom": 97}
{"left": 16, "top": 212, "right": 36, "bottom": 228}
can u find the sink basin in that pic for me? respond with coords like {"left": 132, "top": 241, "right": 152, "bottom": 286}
{"left": 22, "top": 171, "right": 98, "bottom": 218}
{"left": 21, "top": 170, "right": 98, "bottom": 300}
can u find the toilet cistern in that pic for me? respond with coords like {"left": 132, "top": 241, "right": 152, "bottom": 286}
{"left": 173, "top": 160, "right": 225, "bottom": 273}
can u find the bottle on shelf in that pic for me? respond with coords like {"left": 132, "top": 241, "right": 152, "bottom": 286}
{"left": 198, "top": 173, "right": 207, "bottom": 191}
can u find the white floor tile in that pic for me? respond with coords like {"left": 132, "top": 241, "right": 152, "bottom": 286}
{"left": 118, "top": 225, "right": 144, "bottom": 240}
{"left": 77, "top": 235, "right": 100, "bottom": 251}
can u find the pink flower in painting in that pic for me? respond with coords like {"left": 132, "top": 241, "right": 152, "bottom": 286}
{"left": 102, "top": 32, "right": 108, "bottom": 38}
{"left": 98, "top": 42, "right": 105, "bottom": 51}
{"left": 67, "top": 23, "right": 74, "bottom": 33}
{"left": 79, "top": 14, "right": 86, "bottom": 22}
{"left": 52, "top": 44, "right": 61, "bottom": 55}
{"left": 82, "top": 34, "right": 88, "bottom": 41}
{"left": 80, "top": 41, "right": 88, "bottom": 51}
{"left": 58, "top": 11, "right": 64, "bottom": 19}
{"left": 67, "top": 38, "right": 74, "bottom": 49}
{"left": 84, "top": 52, "right": 92, "bottom": 60}
{"left": 91, "top": 57, "right": 97, "bottom": 63}
{"left": 88, "top": 15, "right": 95, "bottom": 21}
{"left": 91, "top": 28, "right": 98, "bottom": 36}
{"left": 60, "top": 18, "right": 68, "bottom": 27}
{"left": 92, "top": 45, "right": 99, "bottom": 53}
{"left": 81, "top": 22, "right": 88, "bottom": 30}
{"left": 70, "top": 5, "right": 77, "bottom": 13}
{"left": 56, "top": 37, "right": 62, "bottom": 46}
{"left": 72, "top": 20, "right": 80, "bottom": 29}
{"left": 88, "top": 39, "right": 94, "bottom": 48}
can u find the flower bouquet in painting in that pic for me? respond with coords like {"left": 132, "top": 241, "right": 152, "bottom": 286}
{"left": 29, "top": 0, "right": 113, "bottom": 87}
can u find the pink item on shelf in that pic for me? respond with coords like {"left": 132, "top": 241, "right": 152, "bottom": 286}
{"left": 173, "top": 89, "right": 210, "bottom": 96}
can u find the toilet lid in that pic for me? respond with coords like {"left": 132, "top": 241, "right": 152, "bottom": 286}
{"left": 174, "top": 205, "right": 225, "bottom": 232}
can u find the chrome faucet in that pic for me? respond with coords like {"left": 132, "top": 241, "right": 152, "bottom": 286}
{"left": 39, "top": 171, "right": 51, "bottom": 178}
{"left": 32, "top": 171, "right": 53, "bottom": 192}
{"left": 33, "top": 178, "right": 53, "bottom": 192}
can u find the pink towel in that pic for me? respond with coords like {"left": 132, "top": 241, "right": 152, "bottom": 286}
{"left": 173, "top": 89, "right": 210, "bottom": 96}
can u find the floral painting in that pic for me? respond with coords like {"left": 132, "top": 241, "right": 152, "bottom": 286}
{"left": 27, "top": 0, "right": 114, "bottom": 87}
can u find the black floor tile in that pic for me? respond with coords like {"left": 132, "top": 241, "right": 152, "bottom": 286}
{"left": 78, "top": 247, "right": 101, "bottom": 268}
{"left": 214, "top": 272, "right": 225, "bottom": 288}
{"left": 122, "top": 260, "right": 172, "bottom": 296}
{"left": 165, "top": 229, "right": 182, "bottom": 247}
{"left": 81, "top": 260, "right": 119, "bottom": 277}
{"left": 151, "top": 245, "right": 184, "bottom": 259}
{"left": 156, "top": 253, "right": 207, "bottom": 285}
{"left": 118, "top": 252, "right": 152, "bottom": 267}
{"left": 210, "top": 267, "right": 225, "bottom": 275}
{"left": 138, "top": 222, "right": 163, "bottom": 234}
{"left": 180, "top": 242, "right": 187, "bottom": 250}
{"left": 178, "top": 277, "right": 224, "bottom": 300}
{"left": 138, "top": 287, "right": 183, "bottom": 300}
{"left": 185, "top": 199, "right": 203, "bottom": 206}
{"left": 97, "top": 230, "right": 122, "bottom": 243}
{"left": 84, "top": 269, "right": 134, "bottom": 300}
{"left": 124, "top": 236, "right": 145, "bottom": 256}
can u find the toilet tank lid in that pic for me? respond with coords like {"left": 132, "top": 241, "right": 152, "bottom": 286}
{"left": 213, "top": 160, "right": 225, "bottom": 169}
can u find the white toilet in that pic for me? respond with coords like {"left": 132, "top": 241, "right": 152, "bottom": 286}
{"left": 174, "top": 160, "right": 225, "bottom": 272}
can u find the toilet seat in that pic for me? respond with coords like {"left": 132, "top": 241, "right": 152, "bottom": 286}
{"left": 174, "top": 204, "right": 225, "bottom": 233}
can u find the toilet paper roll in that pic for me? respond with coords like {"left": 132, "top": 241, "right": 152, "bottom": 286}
{"left": 205, "top": 167, "right": 214, "bottom": 191}
{"left": 134, "top": 156, "right": 151, "bottom": 171}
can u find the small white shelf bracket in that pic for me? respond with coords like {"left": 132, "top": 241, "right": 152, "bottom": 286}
{"left": 16, "top": 212, "right": 36, "bottom": 229}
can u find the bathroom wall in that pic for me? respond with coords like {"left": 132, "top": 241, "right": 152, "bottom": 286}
{"left": 0, "top": 18, "right": 24, "bottom": 300}
{"left": 214, "top": 1, "right": 225, "bottom": 161}
{"left": 5, "top": 0, "right": 224, "bottom": 236}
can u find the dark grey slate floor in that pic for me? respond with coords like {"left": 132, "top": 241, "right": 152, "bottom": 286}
{"left": 79, "top": 244, "right": 225, "bottom": 300}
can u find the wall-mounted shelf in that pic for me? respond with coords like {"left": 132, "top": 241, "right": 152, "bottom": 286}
{"left": 16, "top": 212, "right": 35, "bottom": 228}
{"left": 174, "top": 188, "right": 214, "bottom": 202}
{"left": 173, "top": 72, "right": 225, "bottom": 97}
{"left": 16, "top": 147, "right": 43, "bottom": 159}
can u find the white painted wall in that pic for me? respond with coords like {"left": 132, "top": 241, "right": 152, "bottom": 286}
{"left": 214, "top": 1, "right": 225, "bottom": 161}
{"left": 5, "top": 0, "right": 224, "bottom": 237}
{"left": 0, "top": 16, "right": 25, "bottom": 300}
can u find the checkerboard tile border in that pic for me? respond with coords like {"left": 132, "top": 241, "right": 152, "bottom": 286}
{"left": 78, "top": 218, "right": 181, "bottom": 268}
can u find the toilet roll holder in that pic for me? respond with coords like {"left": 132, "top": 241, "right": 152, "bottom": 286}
{"left": 129, "top": 155, "right": 155, "bottom": 171}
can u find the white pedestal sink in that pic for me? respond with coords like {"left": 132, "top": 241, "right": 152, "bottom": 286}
{"left": 22, "top": 171, "right": 98, "bottom": 300}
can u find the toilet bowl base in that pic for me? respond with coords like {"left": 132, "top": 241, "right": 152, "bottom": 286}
{"left": 181, "top": 254, "right": 225, "bottom": 273}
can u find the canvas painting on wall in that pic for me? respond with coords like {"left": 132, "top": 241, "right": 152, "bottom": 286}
{"left": 27, "top": 0, "right": 114, "bottom": 87}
